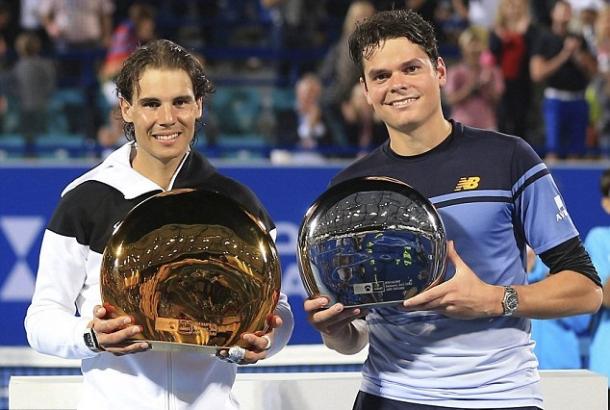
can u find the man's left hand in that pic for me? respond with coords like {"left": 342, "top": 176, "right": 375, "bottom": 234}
{"left": 217, "top": 314, "right": 283, "bottom": 364}
{"left": 402, "top": 241, "right": 504, "bottom": 319}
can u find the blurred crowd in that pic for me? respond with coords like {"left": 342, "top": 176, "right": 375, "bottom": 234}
{"left": 0, "top": 0, "right": 609, "bottom": 161}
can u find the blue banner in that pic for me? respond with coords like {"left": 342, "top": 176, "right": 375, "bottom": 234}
{"left": 0, "top": 163, "right": 607, "bottom": 346}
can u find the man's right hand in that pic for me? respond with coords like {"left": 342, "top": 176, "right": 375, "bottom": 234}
{"left": 304, "top": 296, "right": 369, "bottom": 354}
{"left": 303, "top": 296, "right": 366, "bottom": 337}
{"left": 87, "top": 305, "right": 150, "bottom": 355}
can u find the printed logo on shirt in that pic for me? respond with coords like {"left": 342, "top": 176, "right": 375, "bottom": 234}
{"left": 554, "top": 195, "right": 569, "bottom": 221}
{"left": 454, "top": 176, "right": 480, "bottom": 191}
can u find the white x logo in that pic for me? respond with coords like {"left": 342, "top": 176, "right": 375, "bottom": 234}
{"left": 0, "top": 216, "right": 45, "bottom": 301}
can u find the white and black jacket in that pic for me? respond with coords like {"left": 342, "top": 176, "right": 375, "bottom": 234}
{"left": 25, "top": 142, "right": 294, "bottom": 410}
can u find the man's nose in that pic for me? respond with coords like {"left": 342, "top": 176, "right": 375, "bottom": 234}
{"left": 388, "top": 73, "right": 408, "bottom": 92}
{"left": 158, "top": 104, "right": 176, "bottom": 124}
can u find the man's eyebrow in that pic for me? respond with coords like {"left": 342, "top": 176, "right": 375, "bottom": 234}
{"left": 137, "top": 95, "right": 195, "bottom": 104}
{"left": 367, "top": 58, "right": 425, "bottom": 77}
{"left": 137, "top": 97, "right": 159, "bottom": 104}
{"left": 367, "top": 68, "right": 388, "bottom": 78}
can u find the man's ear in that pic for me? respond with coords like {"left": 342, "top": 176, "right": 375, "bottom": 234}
{"left": 196, "top": 97, "right": 203, "bottom": 119}
{"left": 360, "top": 77, "right": 372, "bottom": 106}
{"left": 119, "top": 97, "right": 133, "bottom": 122}
{"left": 436, "top": 57, "right": 447, "bottom": 86}
{"left": 601, "top": 197, "right": 610, "bottom": 215}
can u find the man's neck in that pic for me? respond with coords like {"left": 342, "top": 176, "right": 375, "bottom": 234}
{"left": 130, "top": 148, "right": 187, "bottom": 190}
{"left": 388, "top": 117, "right": 452, "bottom": 157}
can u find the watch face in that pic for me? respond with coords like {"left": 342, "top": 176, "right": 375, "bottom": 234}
{"left": 503, "top": 287, "right": 518, "bottom": 314}
{"left": 84, "top": 332, "right": 94, "bottom": 348}
{"left": 84, "top": 329, "right": 99, "bottom": 351}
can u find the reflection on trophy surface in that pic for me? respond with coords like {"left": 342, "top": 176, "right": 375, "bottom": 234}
{"left": 100, "top": 188, "right": 281, "bottom": 353}
{"left": 298, "top": 176, "right": 446, "bottom": 308}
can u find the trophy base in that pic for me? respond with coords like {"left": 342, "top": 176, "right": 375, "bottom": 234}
{"left": 340, "top": 299, "right": 405, "bottom": 309}
{"left": 130, "top": 339, "right": 225, "bottom": 354}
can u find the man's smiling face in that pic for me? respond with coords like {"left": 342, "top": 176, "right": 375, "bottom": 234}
{"left": 361, "top": 37, "right": 447, "bottom": 136}
{"left": 120, "top": 67, "right": 202, "bottom": 168}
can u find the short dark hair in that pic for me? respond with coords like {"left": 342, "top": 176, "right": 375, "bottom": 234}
{"left": 115, "top": 39, "right": 215, "bottom": 141}
{"left": 348, "top": 9, "right": 439, "bottom": 78}
{"left": 600, "top": 169, "right": 610, "bottom": 197}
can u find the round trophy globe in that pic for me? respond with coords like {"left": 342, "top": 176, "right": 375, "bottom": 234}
{"left": 100, "top": 188, "right": 281, "bottom": 353}
{"left": 298, "top": 176, "right": 447, "bottom": 308}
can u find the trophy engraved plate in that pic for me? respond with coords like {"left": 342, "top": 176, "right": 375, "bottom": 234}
{"left": 100, "top": 188, "right": 281, "bottom": 353}
{"left": 298, "top": 176, "right": 446, "bottom": 308}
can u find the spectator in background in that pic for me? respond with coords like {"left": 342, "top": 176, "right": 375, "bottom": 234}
{"left": 38, "top": 0, "right": 113, "bottom": 52}
{"left": 0, "top": 3, "right": 11, "bottom": 133}
{"left": 260, "top": 0, "right": 327, "bottom": 83}
{"left": 444, "top": 26, "right": 504, "bottom": 130}
{"left": 527, "top": 247, "right": 591, "bottom": 370}
{"left": 531, "top": 1, "right": 558, "bottom": 28}
{"left": 571, "top": 1, "right": 604, "bottom": 53}
{"left": 584, "top": 168, "right": 610, "bottom": 403}
{"left": 451, "top": 0, "right": 501, "bottom": 29}
{"left": 11, "top": 31, "right": 55, "bottom": 158}
{"left": 97, "top": 2, "right": 156, "bottom": 158}
{"left": 99, "top": 3, "right": 156, "bottom": 89}
{"left": 20, "top": 0, "right": 52, "bottom": 54}
{"left": 530, "top": 0, "right": 597, "bottom": 160}
{"left": 319, "top": 0, "right": 375, "bottom": 146}
{"left": 97, "top": 106, "right": 126, "bottom": 159}
{"left": 0, "top": 1, "right": 17, "bottom": 58}
{"left": 588, "top": 4, "right": 610, "bottom": 157}
{"left": 37, "top": 0, "right": 115, "bottom": 143}
{"left": 293, "top": 73, "right": 332, "bottom": 150}
{"left": 341, "top": 82, "right": 388, "bottom": 155}
{"left": 274, "top": 72, "right": 333, "bottom": 153}
{"left": 405, "top": 0, "right": 448, "bottom": 44}
{"left": 568, "top": 1, "right": 604, "bottom": 157}
{"left": 490, "top": 0, "right": 539, "bottom": 141}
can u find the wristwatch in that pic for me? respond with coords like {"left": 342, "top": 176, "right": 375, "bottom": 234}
{"left": 502, "top": 286, "right": 519, "bottom": 316}
{"left": 83, "top": 327, "right": 103, "bottom": 353}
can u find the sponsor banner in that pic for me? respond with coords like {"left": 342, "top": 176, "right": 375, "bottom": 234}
{"left": 0, "top": 163, "right": 605, "bottom": 345}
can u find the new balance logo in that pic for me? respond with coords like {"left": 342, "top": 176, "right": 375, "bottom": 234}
{"left": 554, "top": 195, "right": 568, "bottom": 221}
{"left": 455, "top": 177, "right": 480, "bottom": 191}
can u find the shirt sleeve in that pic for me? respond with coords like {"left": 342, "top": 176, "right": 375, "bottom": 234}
{"left": 585, "top": 227, "right": 610, "bottom": 286}
{"left": 266, "top": 292, "right": 294, "bottom": 357}
{"left": 24, "top": 229, "right": 98, "bottom": 359}
{"left": 512, "top": 138, "right": 580, "bottom": 254}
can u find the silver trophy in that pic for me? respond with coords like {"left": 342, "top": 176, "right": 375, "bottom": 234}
{"left": 100, "top": 188, "right": 281, "bottom": 355}
{"left": 298, "top": 176, "right": 447, "bottom": 308}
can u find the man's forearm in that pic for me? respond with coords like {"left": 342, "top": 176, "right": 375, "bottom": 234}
{"left": 321, "top": 319, "right": 368, "bottom": 355}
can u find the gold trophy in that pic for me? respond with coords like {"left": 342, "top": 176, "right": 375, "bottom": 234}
{"left": 100, "top": 188, "right": 281, "bottom": 358}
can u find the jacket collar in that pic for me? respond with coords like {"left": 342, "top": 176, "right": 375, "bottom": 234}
{"left": 62, "top": 142, "right": 217, "bottom": 199}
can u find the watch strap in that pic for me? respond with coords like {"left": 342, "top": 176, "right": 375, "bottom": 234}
{"left": 83, "top": 327, "right": 103, "bottom": 353}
